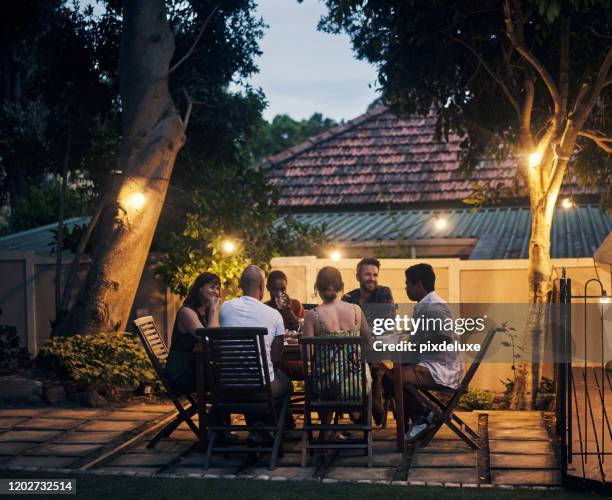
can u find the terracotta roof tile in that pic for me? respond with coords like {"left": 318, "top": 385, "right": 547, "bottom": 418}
{"left": 263, "top": 107, "right": 598, "bottom": 208}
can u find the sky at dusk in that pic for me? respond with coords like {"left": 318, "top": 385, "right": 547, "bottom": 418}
{"left": 247, "top": 0, "right": 380, "bottom": 122}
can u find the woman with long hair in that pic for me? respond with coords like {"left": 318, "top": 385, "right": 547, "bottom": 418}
{"left": 303, "top": 266, "right": 372, "bottom": 399}
{"left": 165, "top": 272, "right": 221, "bottom": 394}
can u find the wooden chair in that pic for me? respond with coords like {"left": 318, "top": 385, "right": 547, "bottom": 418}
{"left": 299, "top": 336, "right": 373, "bottom": 467}
{"left": 133, "top": 316, "right": 201, "bottom": 448}
{"left": 198, "top": 327, "right": 290, "bottom": 470}
{"left": 404, "top": 326, "right": 502, "bottom": 449}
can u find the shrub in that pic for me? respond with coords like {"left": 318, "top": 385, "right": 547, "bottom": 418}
{"left": 40, "top": 333, "right": 161, "bottom": 391}
{"left": 0, "top": 323, "right": 29, "bottom": 375}
{"left": 458, "top": 388, "right": 498, "bottom": 410}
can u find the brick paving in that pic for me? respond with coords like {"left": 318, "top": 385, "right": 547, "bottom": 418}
{"left": 0, "top": 405, "right": 560, "bottom": 488}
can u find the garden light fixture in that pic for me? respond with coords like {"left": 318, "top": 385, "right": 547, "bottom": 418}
{"left": 124, "top": 191, "right": 146, "bottom": 211}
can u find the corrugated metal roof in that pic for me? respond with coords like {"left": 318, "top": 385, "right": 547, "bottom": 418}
{"left": 0, "top": 217, "right": 91, "bottom": 254}
{"left": 289, "top": 205, "right": 611, "bottom": 259}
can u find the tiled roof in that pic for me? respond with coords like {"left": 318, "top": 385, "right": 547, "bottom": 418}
{"left": 263, "top": 106, "right": 599, "bottom": 208}
{"left": 0, "top": 217, "right": 90, "bottom": 254}
{"left": 289, "top": 205, "right": 611, "bottom": 259}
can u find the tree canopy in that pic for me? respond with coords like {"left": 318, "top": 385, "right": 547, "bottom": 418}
{"left": 320, "top": 0, "right": 611, "bottom": 206}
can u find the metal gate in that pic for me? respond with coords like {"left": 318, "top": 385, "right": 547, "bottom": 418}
{"left": 555, "top": 270, "right": 611, "bottom": 493}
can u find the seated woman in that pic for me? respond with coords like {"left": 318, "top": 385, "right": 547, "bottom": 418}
{"left": 165, "top": 272, "right": 220, "bottom": 394}
{"left": 303, "top": 266, "right": 372, "bottom": 402}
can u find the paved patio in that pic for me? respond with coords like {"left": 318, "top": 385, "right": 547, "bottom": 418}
{"left": 0, "top": 404, "right": 560, "bottom": 487}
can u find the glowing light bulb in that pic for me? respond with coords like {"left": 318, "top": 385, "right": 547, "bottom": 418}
{"left": 529, "top": 150, "right": 543, "bottom": 168}
{"left": 434, "top": 217, "right": 447, "bottom": 230}
{"left": 561, "top": 198, "right": 573, "bottom": 209}
{"left": 330, "top": 250, "right": 342, "bottom": 261}
{"left": 124, "top": 192, "right": 146, "bottom": 211}
{"left": 222, "top": 240, "right": 236, "bottom": 254}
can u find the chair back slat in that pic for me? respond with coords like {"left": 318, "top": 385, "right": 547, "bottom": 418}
{"left": 300, "top": 336, "right": 368, "bottom": 406}
{"left": 133, "top": 316, "right": 169, "bottom": 366}
{"left": 198, "top": 328, "right": 272, "bottom": 406}
{"left": 459, "top": 326, "right": 500, "bottom": 390}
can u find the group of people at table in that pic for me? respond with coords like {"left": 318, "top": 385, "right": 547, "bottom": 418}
{"left": 164, "top": 258, "right": 463, "bottom": 445}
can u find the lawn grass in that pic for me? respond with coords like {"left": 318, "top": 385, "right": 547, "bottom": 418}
{"left": 0, "top": 470, "right": 603, "bottom": 500}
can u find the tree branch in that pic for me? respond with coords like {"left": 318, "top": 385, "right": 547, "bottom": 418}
{"left": 559, "top": 15, "right": 569, "bottom": 116}
{"left": 169, "top": 3, "right": 221, "bottom": 74}
{"left": 578, "top": 131, "right": 612, "bottom": 153}
{"left": 448, "top": 33, "right": 521, "bottom": 118}
{"left": 504, "top": 0, "right": 562, "bottom": 115}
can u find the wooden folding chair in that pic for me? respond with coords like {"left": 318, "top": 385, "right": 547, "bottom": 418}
{"left": 133, "top": 316, "right": 201, "bottom": 448}
{"left": 299, "top": 336, "right": 373, "bottom": 467}
{"left": 404, "top": 326, "right": 501, "bottom": 450}
{"left": 198, "top": 327, "right": 290, "bottom": 470}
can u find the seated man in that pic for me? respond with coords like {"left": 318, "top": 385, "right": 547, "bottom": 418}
{"left": 399, "top": 263, "right": 463, "bottom": 441}
{"left": 265, "top": 270, "right": 304, "bottom": 331}
{"left": 220, "top": 265, "right": 293, "bottom": 440}
{"left": 342, "top": 257, "right": 395, "bottom": 425}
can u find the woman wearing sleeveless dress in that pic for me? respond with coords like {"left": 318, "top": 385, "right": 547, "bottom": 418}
{"left": 165, "top": 272, "right": 221, "bottom": 394}
{"left": 303, "top": 266, "right": 372, "bottom": 400}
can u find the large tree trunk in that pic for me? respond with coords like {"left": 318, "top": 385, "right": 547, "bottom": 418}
{"left": 57, "top": 0, "right": 185, "bottom": 336}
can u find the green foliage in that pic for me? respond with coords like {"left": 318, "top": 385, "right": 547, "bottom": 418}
{"left": 40, "top": 333, "right": 161, "bottom": 391}
{"left": 0, "top": 323, "right": 29, "bottom": 375}
{"left": 320, "top": 0, "right": 611, "bottom": 206}
{"left": 459, "top": 388, "right": 499, "bottom": 411}
{"left": 250, "top": 113, "right": 339, "bottom": 160}
{"left": 157, "top": 165, "right": 327, "bottom": 297}
{"left": 4, "top": 176, "right": 93, "bottom": 235}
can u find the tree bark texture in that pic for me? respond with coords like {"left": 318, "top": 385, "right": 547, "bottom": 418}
{"left": 60, "top": 0, "right": 185, "bottom": 335}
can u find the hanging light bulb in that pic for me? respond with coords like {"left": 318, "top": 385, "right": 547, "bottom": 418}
{"left": 330, "top": 250, "right": 342, "bottom": 261}
{"left": 561, "top": 197, "right": 574, "bottom": 209}
{"left": 434, "top": 214, "right": 447, "bottom": 230}
{"left": 222, "top": 240, "right": 236, "bottom": 254}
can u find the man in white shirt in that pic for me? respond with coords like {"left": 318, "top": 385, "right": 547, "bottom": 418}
{"left": 401, "top": 263, "right": 463, "bottom": 441}
{"left": 220, "top": 265, "right": 292, "bottom": 432}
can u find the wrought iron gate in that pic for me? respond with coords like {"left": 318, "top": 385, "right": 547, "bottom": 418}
{"left": 555, "top": 270, "right": 611, "bottom": 493}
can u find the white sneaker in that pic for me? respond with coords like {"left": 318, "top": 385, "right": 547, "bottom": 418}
{"left": 405, "top": 422, "right": 428, "bottom": 442}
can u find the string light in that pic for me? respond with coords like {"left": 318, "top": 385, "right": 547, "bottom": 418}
{"left": 529, "top": 150, "right": 543, "bottom": 168}
{"left": 561, "top": 197, "right": 574, "bottom": 209}
{"left": 222, "top": 240, "right": 236, "bottom": 254}
{"left": 330, "top": 250, "right": 342, "bottom": 261}
{"left": 124, "top": 192, "right": 146, "bottom": 211}
{"left": 434, "top": 214, "right": 447, "bottom": 230}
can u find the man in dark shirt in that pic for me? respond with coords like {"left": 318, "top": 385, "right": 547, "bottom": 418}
{"left": 265, "top": 270, "right": 304, "bottom": 331}
{"left": 342, "top": 257, "right": 395, "bottom": 425}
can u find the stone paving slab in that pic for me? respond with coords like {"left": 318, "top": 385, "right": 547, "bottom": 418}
{"left": 0, "top": 408, "right": 51, "bottom": 417}
{"left": 25, "top": 443, "right": 103, "bottom": 457}
{"left": 15, "top": 418, "right": 86, "bottom": 430}
{"left": 44, "top": 409, "right": 104, "bottom": 420}
{"left": 0, "top": 442, "right": 40, "bottom": 455}
{"left": 174, "top": 452, "right": 244, "bottom": 468}
{"left": 239, "top": 466, "right": 318, "bottom": 480}
{"left": 325, "top": 466, "right": 394, "bottom": 481}
{"left": 121, "top": 404, "right": 175, "bottom": 413}
{"left": 107, "top": 452, "right": 184, "bottom": 467}
{"left": 0, "top": 430, "right": 63, "bottom": 442}
{"left": 79, "top": 420, "right": 142, "bottom": 432}
{"left": 3, "top": 455, "right": 79, "bottom": 468}
{"left": 407, "top": 466, "right": 479, "bottom": 484}
{"left": 411, "top": 451, "right": 476, "bottom": 467}
{"left": 0, "top": 417, "right": 28, "bottom": 428}
{"left": 491, "top": 469, "right": 560, "bottom": 485}
{"left": 93, "top": 411, "right": 152, "bottom": 421}
{"left": 97, "top": 466, "right": 161, "bottom": 475}
{"left": 51, "top": 431, "right": 124, "bottom": 444}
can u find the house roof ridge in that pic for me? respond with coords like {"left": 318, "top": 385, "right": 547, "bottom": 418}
{"left": 257, "top": 105, "right": 389, "bottom": 171}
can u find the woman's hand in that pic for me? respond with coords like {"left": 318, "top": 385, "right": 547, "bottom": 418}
{"left": 209, "top": 295, "right": 220, "bottom": 312}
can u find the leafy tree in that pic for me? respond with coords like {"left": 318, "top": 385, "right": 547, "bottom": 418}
{"left": 250, "top": 112, "right": 339, "bottom": 160}
{"left": 157, "top": 162, "right": 327, "bottom": 297}
{"left": 321, "top": 0, "right": 611, "bottom": 408}
{"left": 5, "top": 175, "right": 93, "bottom": 234}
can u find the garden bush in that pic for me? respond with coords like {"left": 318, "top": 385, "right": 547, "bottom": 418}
{"left": 458, "top": 387, "right": 498, "bottom": 410}
{"left": 0, "top": 323, "right": 29, "bottom": 375}
{"left": 40, "top": 333, "right": 161, "bottom": 391}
